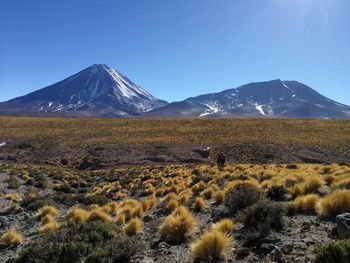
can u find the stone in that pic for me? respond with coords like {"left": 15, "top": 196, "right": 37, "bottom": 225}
{"left": 281, "top": 243, "right": 293, "bottom": 254}
{"left": 271, "top": 246, "right": 283, "bottom": 263}
{"left": 143, "top": 215, "right": 153, "bottom": 222}
{"left": 336, "top": 213, "right": 350, "bottom": 239}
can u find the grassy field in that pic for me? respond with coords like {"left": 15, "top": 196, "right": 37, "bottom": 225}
{"left": 0, "top": 117, "right": 349, "bottom": 147}
{"left": 1, "top": 162, "right": 350, "bottom": 262}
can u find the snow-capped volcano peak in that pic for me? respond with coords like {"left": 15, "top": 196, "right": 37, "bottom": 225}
{"left": 147, "top": 79, "right": 350, "bottom": 119}
{"left": 0, "top": 64, "right": 167, "bottom": 117}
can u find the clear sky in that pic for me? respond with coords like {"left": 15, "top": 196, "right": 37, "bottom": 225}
{"left": 1, "top": 0, "right": 349, "bottom": 104}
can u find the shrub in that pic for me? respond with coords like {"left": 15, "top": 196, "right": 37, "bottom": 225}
{"left": 314, "top": 239, "right": 350, "bottom": 263}
{"left": 7, "top": 176, "right": 20, "bottom": 189}
{"left": 317, "top": 189, "right": 350, "bottom": 218}
{"left": 191, "top": 230, "right": 231, "bottom": 262}
{"left": 237, "top": 199, "right": 286, "bottom": 233}
{"left": 266, "top": 185, "right": 288, "bottom": 202}
{"left": 159, "top": 206, "right": 197, "bottom": 244}
{"left": 123, "top": 218, "right": 142, "bottom": 236}
{"left": 193, "top": 197, "right": 207, "bottom": 212}
{"left": 212, "top": 219, "right": 235, "bottom": 235}
{"left": 225, "top": 184, "right": 261, "bottom": 214}
{"left": 1, "top": 229, "right": 23, "bottom": 245}
{"left": 15, "top": 222, "right": 144, "bottom": 263}
{"left": 214, "top": 190, "right": 225, "bottom": 204}
{"left": 66, "top": 207, "right": 89, "bottom": 223}
{"left": 290, "top": 194, "right": 319, "bottom": 214}
{"left": 34, "top": 174, "right": 48, "bottom": 189}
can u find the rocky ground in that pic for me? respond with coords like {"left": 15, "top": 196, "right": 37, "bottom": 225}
{"left": 0, "top": 140, "right": 349, "bottom": 168}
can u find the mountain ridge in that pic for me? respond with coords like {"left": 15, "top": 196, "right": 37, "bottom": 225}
{"left": 1, "top": 65, "right": 349, "bottom": 118}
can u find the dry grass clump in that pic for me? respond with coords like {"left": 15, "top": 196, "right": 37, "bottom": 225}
{"left": 166, "top": 199, "right": 179, "bottom": 211}
{"left": 87, "top": 209, "right": 112, "bottom": 223}
{"left": 36, "top": 205, "right": 59, "bottom": 219}
{"left": 6, "top": 204, "right": 23, "bottom": 214}
{"left": 289, "top": 177, "right": 324, "bottom": 197}
{"left": 214, "top": 190, "right": 225, "bottom": 204}
{"left": 290, "top": 194, "right": 319, "bottom": 214}
{"left": 201, "top": 188, "right": 213, "bottom": 199}
{"left": 194, "top": 197, "right": 207, "bottom": 212}
{"left": 115, "top": 213, "right": 126, "bottom": 225}
{"left": 38, "top": 221, "right": 60, "bottom": 233}
{"left": 317, "top": 189, "right": 350, "bottom": 218}
{"left": 1, "top": 229, "right": 23, "bottom": 245}
{"left": 123, "top": 218, "right": 142, "bottom": 236}
{"left": 191, "top": 230, "right": 231, "bottom": 262}
{"left": 66, "top": 207, "right": 89, "bottom": 223}
{"left": 5, "top": 193, "right": 22, "bottom": 202}
{"left": 212, "top": 219, "right": 235, "bottom": 235}
{"left": 159, "top": 206, "right": 197, "bottom": 244}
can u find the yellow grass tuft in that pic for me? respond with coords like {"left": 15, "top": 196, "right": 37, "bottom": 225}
{"left": 1, "top": 229, "right": 23, "bottom": 245}
{"left": 191, "top": 230, "right": 231, "bottom": 262}
{"left": 115, "top": 213, "right": 126, "bottom": 225}
{"left": 212, "top": 219, "right": 235, "bottom": 234}
{"left": 36, "top": 205, "right": 59, "bottom": 219}
{"left": 159, "top": 206, "right": 197, "bottom": 244}
{"left": 5, "top": 193, "right": 22, "bottom": 202}
{"left": 66, "top": 207, "right": 89, "bottom": 223}
{"left": 193, "top": 197, "right": 207, "bottom": 212}
{"left": 317, "top": 189, "right": 350, "bottom": 218}
{"left": 123, "top": 218, "right": 142, "bottom": 236}
{"left": 38, "top": 221, "right": 60, "bottom": 233}
{"left": 166, "top": 199, "right": 179, "bottom": 211}
{"left": 87, "top": 209, "right": 112, "bottom": 223}
{"left": 290, "top": 194, "right": 319, "bottom": 214}
{"left": 214, "top": 190, "right": 225, "bottom": 204}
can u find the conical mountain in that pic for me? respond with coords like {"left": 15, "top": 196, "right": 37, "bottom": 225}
{"left": 0, "top": 64, "right": 167, "bottom": 117}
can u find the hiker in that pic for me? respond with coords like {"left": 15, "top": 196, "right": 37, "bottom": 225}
{"left": 217, "top": 152, "right": 225, "bottom": 167}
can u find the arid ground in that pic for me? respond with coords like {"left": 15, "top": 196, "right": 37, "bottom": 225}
{"left": 0, "top": 117, "right": 350, "bottom": 263}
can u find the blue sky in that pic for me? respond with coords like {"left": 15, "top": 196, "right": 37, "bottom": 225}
{"left": 1, "top": 0, "right": 349, "bottom": 104}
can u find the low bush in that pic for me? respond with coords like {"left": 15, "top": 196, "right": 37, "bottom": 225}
{"left": 313, "top": 239, "right": 350, "bottom": 263}
{"left": 237, "top": 199, "right": 286, "bottom": 233}
{"left": 266, "top": 185, "right": 288, "bottom": 202}
{"left": 7, "top": 176, "right": 20, "bottom": 189}
{"left": 191, "top": 230, "right": 231, "bottom": 262}
{"left": 15, "top": 222, "right": 144, "bottom": 263}
{"left": 225, "top": 184, "right": 261, "bottom": 214}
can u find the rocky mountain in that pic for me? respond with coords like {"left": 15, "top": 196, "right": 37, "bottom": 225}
{"left": 146, "top": 79, "right": 350, "bottom": 118}
{"left": 0, "top": 64, "right": 167, "bottom": 117}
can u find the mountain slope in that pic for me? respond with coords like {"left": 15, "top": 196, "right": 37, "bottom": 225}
{"left": 146, "top": 79, "right": 350, "bottom": 118}
{"left": 0, "top": 64, "right": 167, "bottom": 117}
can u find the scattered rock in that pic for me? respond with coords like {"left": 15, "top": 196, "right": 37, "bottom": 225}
{"left": 271, "top": 246, "right": 283, "bottom": 263}
{"left": 235, "top": 246, "right": 250, "bottom": 259}
{"left": 281, "top": 243, "right": 293, "bottom": 254}
{"left": 336, "top": 213, "right": 350, "bottom": 239}
{"left": 143, "top": 215, "right": 153, "bottom": 222}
